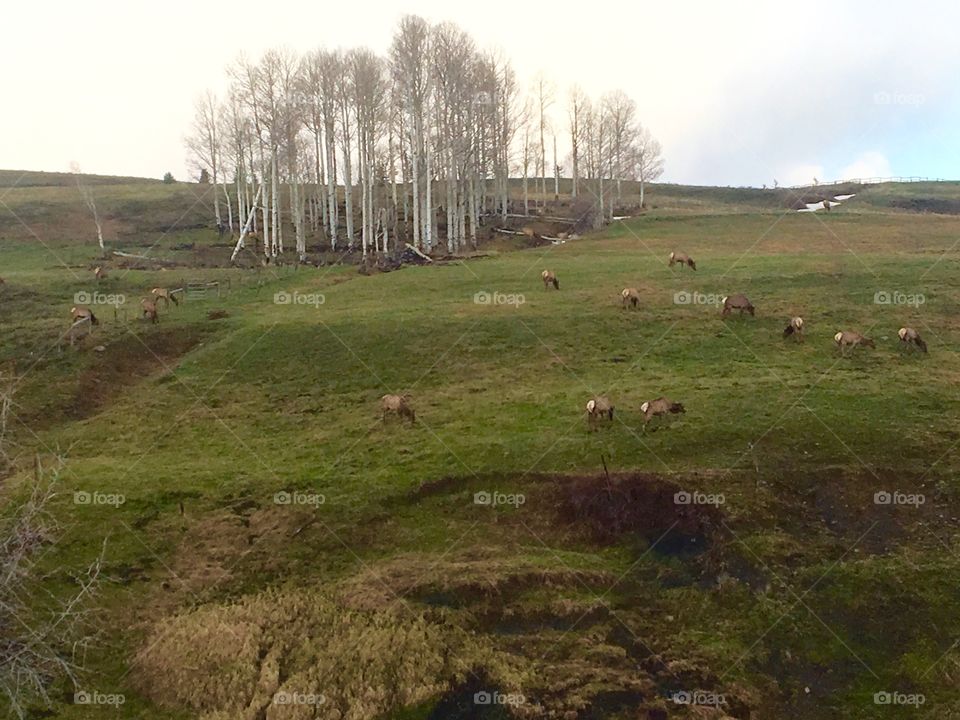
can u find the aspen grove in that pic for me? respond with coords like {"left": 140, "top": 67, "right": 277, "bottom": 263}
{"left": 186, "top": 14, "right": 664, "bottom": 262}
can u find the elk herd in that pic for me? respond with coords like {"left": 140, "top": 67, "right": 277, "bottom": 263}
{"left": 65, "top": 266, "right": 184, "bottom": 344}
{"left": 390, "top": 250, "right": 929, "bottom": 433}
{"left": 65, "top": 250, "right": 930, "bottom": 433}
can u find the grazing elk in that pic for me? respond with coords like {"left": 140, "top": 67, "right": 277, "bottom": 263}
{"left": 586, "top": 396, "right": 615, "bottom": 429}
{"left": 668, "top": 251, "right": 696, "bottom": 270}
{"left": 783, "top": 316, "right": 804, "bottom": 342}
{"left": 141, "top": 299, "right": 159, "bottom": 324}
{"left": 381, "top": 394, "right": 415, "bottom": 424}
{"left": 151, "top": 287, "right": 180, "bottom": 307}
{"left": 721, "top": 294, "right": 755, "bottom": 317}
{"left": 640, "top": 397, "right": 686, "bottom": 428}
{"left": 834, "top": 330, "right": 874, "bottom": 356}
{"left": 621, "top": 288, "right": 641, "bottom": 309}
{"left": 93, "top": 266, "right": 108, "bottom": 282}
{"left": 70, "top": 306, "right": 99, "bottom": 326}
{"left": 898, "top": 327, "right": 927, "bottom": 353}
{"left": 541, "top": 270, "right": 560, "bottom": 290}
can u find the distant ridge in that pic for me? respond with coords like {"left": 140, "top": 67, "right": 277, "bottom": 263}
{"left": 0, "top": 169, "right": 161, "bottom": 188}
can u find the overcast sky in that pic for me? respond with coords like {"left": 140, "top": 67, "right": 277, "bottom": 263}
{"left": 5, "top": 0, "right": 959, "bottom": 187}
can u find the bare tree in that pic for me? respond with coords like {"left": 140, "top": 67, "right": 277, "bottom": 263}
{"left": 633, "top": 125, "right": 665, "bottom": 209}
{"left": 69, "top": 163, "right": 104, "bottom": 250}
{"left": 534, "top": 75, "right": 554, "bottom": 208}
{"left": 184, "top": 91, "right": 223, "bottom": 227}
{"left": 601, "top": 90, "right": 637, "bottom": 209}
{"left": 0, "top": 456, "right": 105, "bottom": 719}
{"left": 568, "top": 85, "right": 587, "bottom": 199}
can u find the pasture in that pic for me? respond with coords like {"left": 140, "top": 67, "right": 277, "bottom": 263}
{"left": 2, "top": 179, "right": 960, "bottom": 718}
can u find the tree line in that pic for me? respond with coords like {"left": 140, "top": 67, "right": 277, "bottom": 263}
{"left": 185, "top": 14, "right": 664, "bottom": 262}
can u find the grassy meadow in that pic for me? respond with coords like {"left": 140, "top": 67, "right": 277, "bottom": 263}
{"left": 2, "top": 174, "right": 960, "bottom": 718}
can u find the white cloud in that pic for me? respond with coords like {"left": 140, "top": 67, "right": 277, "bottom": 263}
{"left": 838, "top": 151, "right": 892, "bottom": 181}
{"left": 777, "top": 164, "right": 826, "bottom": 187}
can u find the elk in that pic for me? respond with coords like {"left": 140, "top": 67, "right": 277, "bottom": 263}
{"left": 381, "top": 394, "right": 415, "bottom": 423}
{"left": 93, "top": 266, "right": 108, "bottom": 282}
{"left": 67, "top": 316, "right": 93, "bottom": 348}
{"left": 70, "top": 306, "right": 99, "bottom": 326}
{"left": 640, "top": 397, "right": 685, "bottom": 428}
{"left": 668, "top": 252, "right": 696, "bottom": 270}
{"left": 586, "top": 396, "right": 615, "bottom": 428}
{"left": 141, "top": 299, "right": 159, "bottom": 324}
{"left": 783, "top": 316, "right": 804, "bottom": 341}
{"left": 898, "top": 327, "right": 927, "bottom": 353}
{"left": 621, "top": 288, "right": 641, "bottom": 309}
{"left": 721, "top": 294, "right": 755, "bottom": 317}
{"left": 834, "top": 330, "right": 874, "bottom": 355}
{"left": 541, "top": 270, "right": 560, "bottom": 290}
{"left": 151, "top": 287, "right": 180, "bottom": 307}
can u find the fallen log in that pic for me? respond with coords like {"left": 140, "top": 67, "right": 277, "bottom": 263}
{"left": 403, "top": 243, "right": 433, "bottom": 263}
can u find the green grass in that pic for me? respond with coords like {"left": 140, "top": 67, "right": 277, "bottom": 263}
{"left": 3, "top": 180, "right": 960, "bottom": 718}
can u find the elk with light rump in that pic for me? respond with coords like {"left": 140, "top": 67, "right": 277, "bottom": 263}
{"left": 151, "top": 287, "right": 180, "bottom": 307}
{"left": 585, "top": 396, "right": 615, "bottom": 429}
{"left": 898, "top": 327, "right": 927, "bottom": 353}
{"left": 541, "top": 270, "right": 560, "bottom": 290}
{"left": 834, "top": 330, "right": 874, "bottom": 356}
{"left": 70, "top": 306, "right": 99, "bottom": 326}
{"left": 668, "top": 252, "right": 696, "bottom": 270}
{"left": 621, "top": 288, "right": 640, "bottom": 309}
{"left": 783, "top": 316, "right": 804, "bottom": 342}
{"left": 381, "top": 394, "right": 415, "bottom": 424}
{"left": 640, "top": 397, "right": 685, "bottom": 429}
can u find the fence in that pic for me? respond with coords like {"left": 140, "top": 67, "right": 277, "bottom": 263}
{"left": 786, "top": 176, "right": 953, "bottom": 190}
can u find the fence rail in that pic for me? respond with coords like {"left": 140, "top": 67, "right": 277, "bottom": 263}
{"left": 786, "top": 176, "right": 953, "bottom": 190}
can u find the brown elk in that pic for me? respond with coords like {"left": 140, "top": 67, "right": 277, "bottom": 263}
{"left": 70, "top": 306, "right": 99, "bottom": 325}
{"left": 381, "top": 394, "right": 415, "bottom": 423}
{"left": 621, "top": 288, "right": 641, "bottom": 309}
{"left": 668, "top": 252, "right": 696, "bottom": 270}
{"left": 541, "top": 270, "right": 560, "bottom": 290}
{"left": 151, "top": 287, "right": 180, "bottom": 307}
{"left": 783, "top": 316, "right": 804, "bottom": 342}
{"left": 898, "top": 327, "right": 927, "bottom": 353}
{"left": 585, "top": 397, "right": 615, "bottom": 429}
{"left": 141, "top": 299, "right": 159, "bottom": 324}
{"left": 640, "top": 397, "right": 685, "bottom": 428}
{"left": 721, "top": 294, "right": 755, "bottom": 317}
{"left": 834, "top": 330, "right": 874, "bottom": 355}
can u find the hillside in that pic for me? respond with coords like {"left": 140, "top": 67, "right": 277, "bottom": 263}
{"left": 2, "top": 176, "right": 960, "bottom": 719}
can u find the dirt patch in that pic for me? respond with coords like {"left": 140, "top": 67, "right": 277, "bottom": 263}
{"left": 888, "top": 197, "right": 960, "bottom": 214}
{"left": 66, "top": 326, "right": 206, "bottom": 419}
{"left": 551, "top": 472, "right": 727, "bottom": 552}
